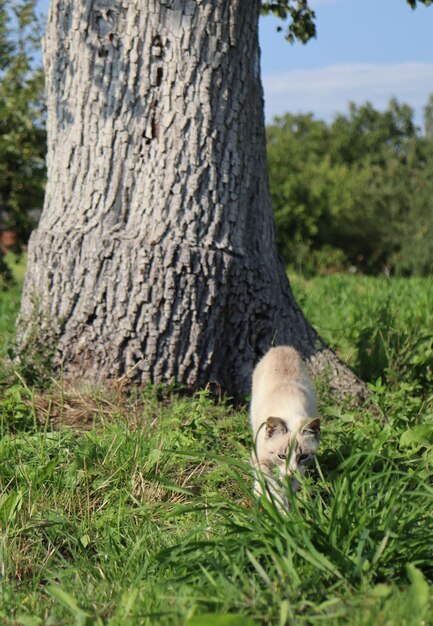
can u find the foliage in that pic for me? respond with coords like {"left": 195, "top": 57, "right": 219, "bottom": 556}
{"left": 260, "top": 1, "right": 432, "bottom": 43}
{"left": 0, "top": 0, "right": 46, "bottom": 283}
{"left": 260, "top": 0, "right": 316, "bottom": 43}
{"left": 267, "top": 99, "right": 433, "bottom": 276}
{"left": 1, "top": 265, "right": 433, "bottom": 624}
{"left": 407, "top": 0, "right": 433, "bottom": 7}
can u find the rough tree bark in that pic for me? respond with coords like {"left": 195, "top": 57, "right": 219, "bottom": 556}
{"left": 18, "top": 0, "right": 366, "bottom": 400}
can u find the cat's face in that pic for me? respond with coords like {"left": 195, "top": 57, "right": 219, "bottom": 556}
{"left": 263, "top": 416, "right": 320, "bottom": 490}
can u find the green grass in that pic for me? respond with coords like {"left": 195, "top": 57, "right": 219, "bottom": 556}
{"left": 0, "top": 254, "right": 27, "bottom": 377}
{"left": 291, "top": 273, "right": 433, "bottom": 390}
{"left": 0, "top": 266, "right": 432, "bottom": 625}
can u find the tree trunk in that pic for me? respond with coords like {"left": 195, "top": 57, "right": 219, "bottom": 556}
{"left": 18, "top": 0, "right": 366, "bottom": 401}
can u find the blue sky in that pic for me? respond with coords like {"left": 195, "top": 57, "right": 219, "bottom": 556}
{"left": 37, "top": 0, "right": 433, "bottom": 127}
{"left": 260, "top": 0, "right": 433, "bottom": 126}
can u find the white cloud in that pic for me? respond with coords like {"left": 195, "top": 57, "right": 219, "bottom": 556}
{"left": 262, "top": 62, "right": 433, "bottom": 125}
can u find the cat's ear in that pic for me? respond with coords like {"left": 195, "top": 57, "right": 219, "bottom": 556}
{"left": 265, "top": 417, "right": 288, "bottom": 438}
{"left": 302, "top": 418, "right": 321, "bottom": 436}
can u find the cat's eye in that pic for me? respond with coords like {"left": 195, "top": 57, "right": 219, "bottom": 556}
{"left": 277, "top": 453, "right": 287, "bottom": 460}
{"left": 298, "top": 453, "right": 309, "bottom": 463}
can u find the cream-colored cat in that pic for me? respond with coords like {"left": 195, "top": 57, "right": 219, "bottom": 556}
{"left": 250, "top": 346, "right": 320, "bottom": 507}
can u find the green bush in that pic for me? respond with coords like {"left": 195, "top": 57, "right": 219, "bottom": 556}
{"left": 267, "top": 99, "right": 433, "bottom": 276}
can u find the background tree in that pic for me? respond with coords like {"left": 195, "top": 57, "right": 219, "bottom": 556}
{"left": 0, "top": 0, "right": 46, "bottom": 284}
{"left": 267, "top": 99, "right": 433, "bottom": 276}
